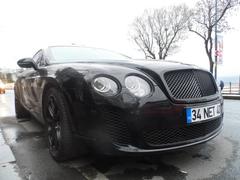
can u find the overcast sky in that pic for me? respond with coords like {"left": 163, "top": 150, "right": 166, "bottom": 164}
{"left": 0, "top": 0, "right": 239, "bottom": 77}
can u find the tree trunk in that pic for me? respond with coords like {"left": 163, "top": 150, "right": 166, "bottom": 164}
{"left": 204, "top": 39, "right": 214, "bottom": 74}
{"left": 209, "top": 60, "right": 214, "bottom": 74}
{"left": 206, "top": 52, "right": 214, "bottom": 74}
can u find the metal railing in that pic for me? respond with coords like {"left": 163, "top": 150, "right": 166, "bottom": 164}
{"left": 222, "top": 82, "right": 240, "bottom": 95}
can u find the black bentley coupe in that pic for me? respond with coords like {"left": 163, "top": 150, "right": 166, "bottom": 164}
{"left": 15, "top": 46, "right": 223, "bottom": 161}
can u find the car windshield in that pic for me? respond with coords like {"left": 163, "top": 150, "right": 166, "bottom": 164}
{"left": 49, "top": 46, "right": 131, "bottom": 63}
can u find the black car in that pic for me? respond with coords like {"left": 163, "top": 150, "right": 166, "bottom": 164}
{"left": 15, "top": 46, "right": 223, "bottom": 161}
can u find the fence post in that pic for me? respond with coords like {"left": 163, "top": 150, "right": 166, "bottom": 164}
{"left": 239, "top": 75, "right": 240, "bottom": 94}
{"left": 230, "top": 82, "right": 231, "bottom": 94}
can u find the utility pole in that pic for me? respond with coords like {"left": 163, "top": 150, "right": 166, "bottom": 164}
{"left": 214, "top": 0, "right": 218, "bottom": 80}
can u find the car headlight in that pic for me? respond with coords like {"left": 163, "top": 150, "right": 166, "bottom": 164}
{"left": 92, "top": 77, "right": 119, "bottom": 96}
{"left": 125, "top": 76, "right": 151, "bottom": 97}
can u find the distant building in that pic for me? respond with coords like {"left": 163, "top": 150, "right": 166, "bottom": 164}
{"left": 0, "top": 68, "right": 19, "bottom": 82}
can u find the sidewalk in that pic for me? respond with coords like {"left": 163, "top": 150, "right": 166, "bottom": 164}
{"left": 0, "top": 128, "right": 21, "bottom": 180}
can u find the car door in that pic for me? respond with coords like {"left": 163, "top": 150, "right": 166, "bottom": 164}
{"left": 23, "top": 50, "right": 43, "bottom": 111}
{"left": 30, "top": 51, "right": 48, "bottom": 114}
{"left": 28, "top": 50, "right": 49, "bottom": 123}
{"left": 17, "top": 65, "right": 38, "bottom": 110}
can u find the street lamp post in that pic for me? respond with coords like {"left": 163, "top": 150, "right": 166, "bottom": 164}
{"left": 214, "top": 0, "right": 218, "bottom": 80}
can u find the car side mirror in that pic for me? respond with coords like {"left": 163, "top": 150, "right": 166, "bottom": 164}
{"left": 17, "top": 58, "right": 38, "bottom": 70}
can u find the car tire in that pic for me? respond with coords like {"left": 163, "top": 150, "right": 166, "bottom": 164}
{"left": 15, "top": 96, "right": 30, "bottom": 119}
{"left": 43, "top": 88, "right": 85, "bottom": 162}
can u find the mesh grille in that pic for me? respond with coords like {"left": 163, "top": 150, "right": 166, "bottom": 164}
{"left": 194, "top": 70, "right": 216, "bottom": 96}
{"left": 101, "top": 107, "right": 132, "bottom": 145}
{"left": 164, "top": 70, "right": 216, "bottom": 100}
{"left": 143, "top": 118, "right": 222, "bottom": 146}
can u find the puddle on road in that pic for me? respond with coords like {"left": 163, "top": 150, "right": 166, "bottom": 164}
{"left": 191, "top": 143, "right": 215, "bottom": 161}
{"left": 63, "top": 136, "right": 237, "bottom": 180}
{"left": 100, "top": 157, "right": 187, "bottom": 180}
{"left": 16, "top": 131, "right": 44, "bottom": 142}
{"left": 2, "top": 126, "right": 23, "bottom": 144}
{"left": 205, "top": 137, "right": 240, "bottom": 180}
{"left": 0, "top": 117, "right": 45, "bottom": 145}
{"left": 64, "top": 155, "right": 188, "bottom": 180}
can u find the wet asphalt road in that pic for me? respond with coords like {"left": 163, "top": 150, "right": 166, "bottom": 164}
{"left": 0, "top": 90, "right": 240, "bottom": 180}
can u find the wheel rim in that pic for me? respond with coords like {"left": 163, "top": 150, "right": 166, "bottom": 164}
{"left": 46, "top": 95, "right": 61, "bottom": 153}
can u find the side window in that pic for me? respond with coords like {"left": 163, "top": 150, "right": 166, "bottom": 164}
{"left": 32, "top": 50, "right": 43, "bottom": 67}
{"left": 39, "top": 55, "right": 46, "bottom": 67}
{"left": 39, "top": 59, "right": 45, "bottom": 66}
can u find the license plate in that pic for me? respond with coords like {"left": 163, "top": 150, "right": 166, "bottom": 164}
{"left": 186, "top": 103, "right": 221, "bottom": 124}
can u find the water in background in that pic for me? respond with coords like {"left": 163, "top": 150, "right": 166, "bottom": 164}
{"left": 218, "top": 75, "right": 240, "bottom": 83}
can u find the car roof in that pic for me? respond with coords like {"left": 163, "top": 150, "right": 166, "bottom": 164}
{"left": 47, "top": 45, "right": 94, "bottom": 49}
{"left": 45, "top": 45, "right": 132, "bottom": 59}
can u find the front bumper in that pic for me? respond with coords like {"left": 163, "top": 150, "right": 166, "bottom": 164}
{"left": 84, "top": 96, "right": 223, "bottom": 155}
{"left": 115, "top": 121, "right": 222, "bottom": 153}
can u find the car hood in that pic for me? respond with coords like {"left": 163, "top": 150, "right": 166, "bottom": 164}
{"left": 45, "top": 59, "right": 207, "bottom": 86}
{"left": 117, "top": 59, "right": 200, "bottom": 72}
{"left": 47, "top": 59, "right": 202, "bottom": 73}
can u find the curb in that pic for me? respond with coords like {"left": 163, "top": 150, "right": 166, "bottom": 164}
{"left": 222, "top": 95, "right": 240, "bottom": 100}
{"left": 0, "top": 129, "right": 21, "bottom": 180}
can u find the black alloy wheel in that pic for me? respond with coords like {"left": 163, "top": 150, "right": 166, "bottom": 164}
{"left": 43, "top": 88, "right": 79, "bottom": 161}
{"left": 46, "top": 95, "right": 61, "bottom": 155}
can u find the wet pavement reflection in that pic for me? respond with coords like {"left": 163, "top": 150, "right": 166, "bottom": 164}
{"left": 0, "top": 90, "right": 15, "bottom": 117}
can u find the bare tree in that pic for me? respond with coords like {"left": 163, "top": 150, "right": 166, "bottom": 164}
{"left": 131, "top": 4, "right": 191, "bottom": 60}
{"left": 189, "top": 0, "right": 240, "bottom": 73}
{"left": 132, "top": 14, "right": 156, "bottom": 59}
